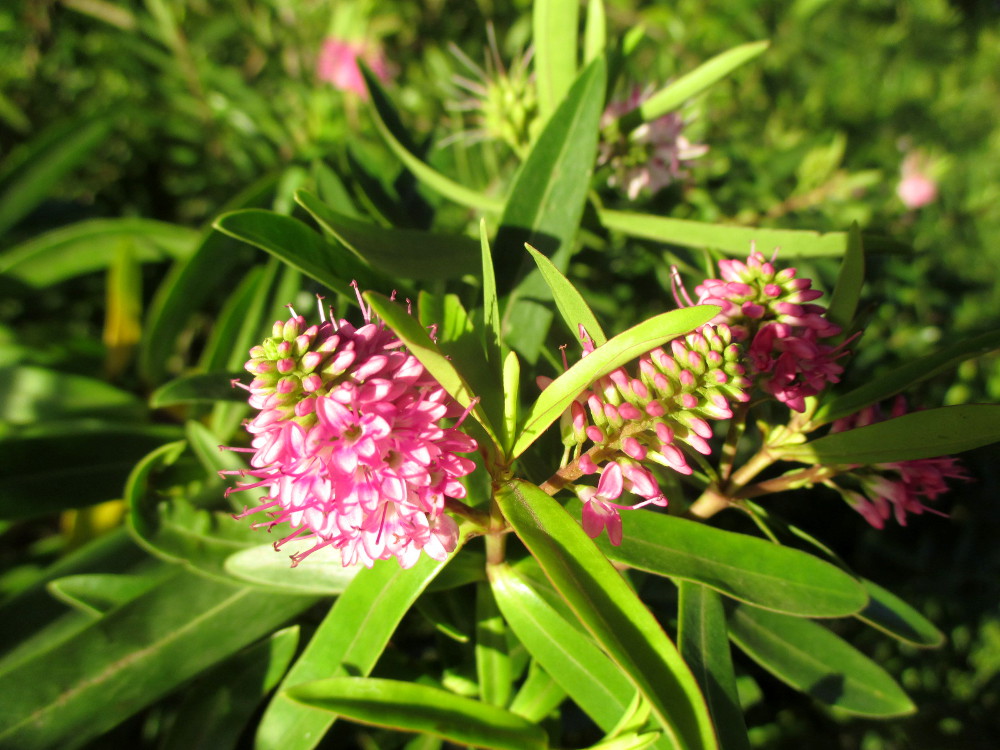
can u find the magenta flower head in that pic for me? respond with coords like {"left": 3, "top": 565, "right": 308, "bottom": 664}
{"left": 316, "top": 37, "right": 389, "bottom": 98}
{"left": 560, "top": 324, "right": 750, "bottom": 544}
{"left": 682, "top": 249, "right": 845, "bottom": 412}
{"left": 224, "top": 291, "right": 477, "bottom": 569}
{"left": 827, "top": 397, "right": 968, "bottom": 528}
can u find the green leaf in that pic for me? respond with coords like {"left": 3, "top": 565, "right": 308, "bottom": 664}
{"left": 783, "top": 404, "right": 1000, "bottom": 464}
{"left": 149, "top": 371, "right": 247, "bottom": 407}
{"left": 0, "top": 365, "right": 146, "bottom": 424}
{"left": 361, "top": 66, "right": 502, "bottom": 212}
{"left": 728, "top": 604, "right": 915, "bottom": 717}
{"left": 490, "top": 562, "right": 637, "bottom": 733}
{"left": 497, "top": 480, "right": 717, "bottom": 750}
{"left": 0, "top": 425, "right": 182, "bottom": 520}
{"left": 224, "top": 540, "right": 361, "bottom": 595}
{"left": 0, "top": 572, "right": 316, "bottom": 750}
{"left": 678, "top": 583, "right": 751, "bottom": 750}
{"left": 481, "top": 220, "right": 503, "bottom": 370}
{"left": 476, "top": 581, "right": 513, "bottom": 707}
{"left": 512, "top": 306, "right": 717, "bottom": 458}
{"left": 498, "top": 57, "right": 606, "bottom": 362}
{"left": 213, "top": 209, "right": 356, "bottom": 298}
{"left": 0, "top": 115, "right": 113, "bottom": 237}
{"left": 583, "top": 0, "right": 607, "bottom": 64}
{"left": 856, "top": 578, "right": 944, "bottom": 648}
{"left": 627, "top": 42, "right": 769, "bottom": 127}
{"left": 46, "top": 571, "right": 171, "bottom": 616}
{"left": 599, "top": 210, "right": 910, "bottom": 258}
{"left": 365, "top": 291, "right": 500, "bottom": 447}
{"left": 568, "top": 501, "right": 867, "bottom": 617}
{"left": 502, "top": 350, "right": 521, "bottom": 454}
{"left": 825, "top": 223, "right": 865, "bottom": 334}
{"left": 161, "top": 626, "right": 300, "bottom": 750}
{"left": 287, "top": 676, "right": 548, "bottom": 750}
{"left": 0, "top": 218, "right": 198, "bottom": 286}
{"left": 508, "top": 662, "right": 567, "bottom": 722}
{"left": 295, "top": 191, "right": 480, "bottom": 280}
{"left": 812, "top": 330, "right": 1000, "bottom": 424}
{"left": 256, "top": 551, "right": 456, "bottom": 750}
{"left": 533, "top": 0, "right": 580, "bottom": 119}
{"left": 526, "top": 244, "right": 607, "bottom": 346}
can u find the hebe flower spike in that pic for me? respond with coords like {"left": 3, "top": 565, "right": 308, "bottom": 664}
{"left": 224, "top": 289, "right": 477, "bottom": 569}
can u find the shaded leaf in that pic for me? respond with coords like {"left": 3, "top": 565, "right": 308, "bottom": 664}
{"left": 533, "top": 0, "right": 580, "bottom": 119}
{"left": 856, "top": 578, "right": 944, "bottom": 648}
{"left": 46, "top": 571, "right": 171, "bottom": 616}
{"left": 476, "top": 582, "right": 513, "bottom": 707}
{"left": 826, "top": 223, "right": 865, "bottom": 334}
{"left": 224, "top": 540, "right": 361, "bottom": 595}
{"left": 149, "top": 371, "right": 247, "bottom": 407}
{"left": 0, "top": 365, "right": 145, "bottom": 424}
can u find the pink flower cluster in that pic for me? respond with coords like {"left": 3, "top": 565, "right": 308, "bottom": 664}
{"left": 897, "top": 151, "right": 938, "bottom": 210}
{"left": 316, "top": 37, "right": 389, "bottom": 98}
{"left": 689, "top": 250, "right": 845, "bottom": 412}
{"left": 225, "top": 297, "right": 477, "bottom": 568}
{"left": 599, "top": 88, "right": 708, "bottom": 200}
{"left": 829, "top": 398, "right": 968, "bottom": 529}
{"left": 564, "top": 324, "right": 750, "bottom": 543}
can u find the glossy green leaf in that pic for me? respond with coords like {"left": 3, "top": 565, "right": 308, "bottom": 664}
{"left": 490, "top": 562, "right": 637, "bottom": 732}
{"left": 599, "top": 210, "right": 910, "bottom": 258}
{"left": 856, "top": 578, "right": 945, "bottom": 648}
{"left": 296, "top": 191, "right": 480, "bottom": 280}
{"left": 728, "top": 604, "right": 915, "bottom": 717}
{"left": 476, "top": 582, "right": 513, "bottom": 707}
{"left": 184, "top": 419, "right": 246, "bottom": 481}
{"left": 256, "top": 551, "right": 456, "bottom": 750}
{"left": 214, "top": 208, "right": 356, "bottom": 298}
{"left": 627, "top": 42, "right": 770, "bottom": 126}
{"left": 287, "top": 676, "right": 548, "bottom": 750}
{"left": 481, "top": 220, "right": 503, "bottom": 370}
{"left": 361, "top": 66, "right": 502, "bottom": 212}
{"left": 0, "top": 115, "right": 112, "bottom": 237}
{"left": 512, "top": 306, "right": 717, "bottom": 458}
{"left": 783, "top": 404, "right": 1000, "bottom": 464}
{"left": 0, "top": 365, "right": 145, "bottom": 424}
{"left": 583, "top": 0, "right": 607, "bottom": 64}
{"left": 678, "top": 583, "right": 751, "bottom": 750}
{"left": 161, "top": 626, "right": 300, "bottom": 750}
{"left": 365, "top": 291, "right": 500, "bottom": 446}
{"left": 508, "top": 662, "right": 567, "bottom": 722}
{"left": 46, "top": 571, "right": 171, "bottom": 616}
{"left": 0, "top": 425, "right": 182, "bottom": 520}
{"left": 533, "top": 0, "right": 580, "bottom": 119}
{"left": 149, "top": 371, "right": 247, "bottom": 407}
{"left": 0, "top": 219, "right": 197, "bottom": 286}
{"left": 526, "top": 244, "right": 607, "bottom": 345}
{"left": 497, "top": 480, "right": 717, "bottom": 750}
{"left": 826, "top": 223, "right": 865, "bottom": 333}
{"left": 569, "top": 501, "right": 867, "bottom": 616}
{"left": 498, "top": 57, "right": 606, "bottom": 362}
{"left": 224, "top": 540, "right": 361, "bottom": 595}
{"left": 0, "top": 571, "right": 316, "bottom": 750}
{"left": 502, "top": 350, "right": 521, "bottom": 454}
{"left": 125, "top": 441, "right": 261, "bottom": 580}
{"left": 812, "top": 330, "right": 1000, "bottom": 424}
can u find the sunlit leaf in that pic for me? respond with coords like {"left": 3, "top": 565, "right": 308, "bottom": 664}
{"left": 533, "top": 0, "right": 580, "bottom": 119}
{"left": 526, "top": 244, "right": 607, "bottom": 345}
{"left": 856, "top": 578, "right": 944, "bottom": 648}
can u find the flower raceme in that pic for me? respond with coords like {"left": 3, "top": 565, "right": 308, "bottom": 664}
{"left": 560, "top": 323, "right": 751, "bottom": 544}
{"left": 224, "top": 296, "right": 477, "bottom": 569}
{"left": 827, "top": 398, "right": 968, "bottom": 528}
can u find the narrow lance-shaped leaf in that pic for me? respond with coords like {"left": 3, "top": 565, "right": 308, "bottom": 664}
{"left": 497, "top": 480, "right": 718, "bottom": 750}
{"left": 599, "top": 209, "right": 910, "bottom": 258}
{"left": 508, "top": 661, "right": 567, "bottom": 723}
{"left": 812, "top": 329, "right": 1000, "bottom": 425}
{"left": 365, "top": 291, "right": 500, "bottom": 448}
{"left": 533, "top": 0, "right": 580, "bottom": 119}
{"left": 678, "top": 583, "right": 751, "bottom": 750}
{"left": 856, "top": 578, "right": 944, "bottom": 648}
{"left": 565, "top": 499, "right": 867, "bottom": 617}
{"left": 782, "top": 404, "right": 1000, "bottom": 464}
{"left": 728, "top": 603, "right": 915, "bottom": 717}
{"left": 481, "top": 219, "right": 503, "bottom": 370}
{"left": 361, "top": 66, "right": 502, "bottom": 212}
{"left": 623, "top": 41, "right": 770, "bottom": 129}
{"left": 286, "top": 677, "right": 548, "bottom": 750}
{"left": 255, "top": 550, "right": 458, "bottom": 750}
{"left": 583, "top": 0, "right": 607, "bottom": 64}
{"left": 150, "top": 372, "right": 248, "bottom": 408}
{"left": 476, "top": 581, "right": 513, "bottom": 707}
{"left": 502, "top": 350, "right": 521, "bottom": 455}
{"left": 825, "top": 222, "right": 865, "bottom": 334}
{"left": 513, "top": 305, "right": 717, "bottom": 458}
{"left": 526, "top": 244, "right": 607, "bottom": 346}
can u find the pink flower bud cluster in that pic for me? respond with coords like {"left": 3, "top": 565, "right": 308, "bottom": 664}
{"left": 828, "top": 398, "right": 968, "bottom": 529}
{"left": 599, "top": 88, "right": 708, "bottom": 200}
{"left": 693, "top": 251, "right": 845, "bottom": 412}
{"left": 566, "top": 324, "right": 751, "bottom": 544}
{"left": 225, "top": 299, "right": 477, "bottom": 569}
